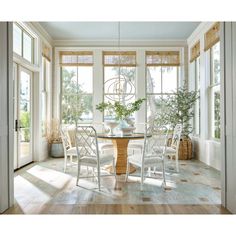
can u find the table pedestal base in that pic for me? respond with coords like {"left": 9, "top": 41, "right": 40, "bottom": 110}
{"left": 111, "top": 139, "right": 137, "bottom": 175}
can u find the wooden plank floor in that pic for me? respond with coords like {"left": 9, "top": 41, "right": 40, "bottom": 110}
{"left": 2, "top": 158, "right": 231, "bottom": 214}
{"left": 4, "top": 203, "right": 230, "bottom": 214}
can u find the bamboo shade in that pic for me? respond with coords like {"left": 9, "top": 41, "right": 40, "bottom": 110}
{"left": 204, "top": 22, "right": 220, "bottom": 51}
{"left": 146, "top": 51, "right": 180, "bottom": 66}
{"left": 190, "top": 41, "right": 200, "bottom": 63}
{"left": 42, "top": 43, "right": 51, "bottom": 62}
{"left": 60, "top": 51, "right": 93, "bottom": 66}
{"left": 103, "top": 51, "right": 136, "bottom": 66}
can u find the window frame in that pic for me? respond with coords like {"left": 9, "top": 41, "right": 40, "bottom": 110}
{"left": 13, "top": 22, "right": 34, "bottom": 64}
{"left": 208, "top": 42, "right": 221, "bottom": 140}
{"left": 193, "top": 56, "right": 200, "bottom": 136}
{"left": 102, "top": 51, "right": 137, "bottom": 121}
{"left": 60, "top": 65, "right": 94, "bottom": 124}
{"left": 146, "top": 65, "right": 179, "bottom": 120}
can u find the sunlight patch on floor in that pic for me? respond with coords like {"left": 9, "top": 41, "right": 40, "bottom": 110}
{"left": 26, "top": 165, "right": 71, "bottom": 189}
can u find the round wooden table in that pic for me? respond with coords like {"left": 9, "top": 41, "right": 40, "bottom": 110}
{"left": 97, "top": 133, "right": 145, "bottom": 175}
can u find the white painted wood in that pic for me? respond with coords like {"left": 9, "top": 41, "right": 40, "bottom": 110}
{"left": 223, "top": 22, "right": 236, "bottom": 213}
{"left": 187, "top": 22, "right": 221, "bottom": 171}
{"left": 0, "top": 22, "right": 13, "bottom": 213}
{"left": 220, "top": 22, "right": 226, "bottom": 207}
{"left": 93, "top": 50, "right": 103, "bottom": 124}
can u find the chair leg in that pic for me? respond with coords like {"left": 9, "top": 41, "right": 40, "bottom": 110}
{"left": 175, "top": 154, "right": 179, "bottom": 173}
{"left": 125, "top": 161, "right": 130, "bottom": 182}
{"left": 113, "top": 158, "right": 116, "bottom": 178}
{"left": 141, "top": 166, "right": 144, "bottom": 191}
{"left": 97, "top": 167, "right": 101, "bottom": 191}
{"left": 70, "top": 155, "right": 73, "bottom": 165}
{"left": 76, "top": 162, "right": 81, "bottom": 186}
{"left": 162, "top": 159, "right": 166, "bottom": 187}
{"left": 64, "top": 155, "right": 67, "bottom": 172}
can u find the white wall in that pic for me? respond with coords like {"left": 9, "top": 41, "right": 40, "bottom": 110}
{"left": 0, "top": 22, "right": 14, "bottom": 213}
{"left": 223, "top": 22, "right": 236, "bottom": 213}
{"left": 187, "top": 22, "right": 221, "bottom": 171}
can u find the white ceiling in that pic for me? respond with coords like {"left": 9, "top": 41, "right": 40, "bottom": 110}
{"left": 39, "top": 22, "right": 200, "bottom": 41}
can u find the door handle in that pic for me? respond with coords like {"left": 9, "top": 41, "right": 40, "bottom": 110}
{"left": 15, "top": 120, "right": 18, "bottom": 132}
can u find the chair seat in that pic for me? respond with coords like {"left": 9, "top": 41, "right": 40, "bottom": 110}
{"left": 128, "top": 154, "right": 163, "bottom": 167}
{"left": 98, "top": 142, "right": 114, "bottom": 150}
{"left": 66, "top": 147, "right": 77, "bottom": 156}
{"left": 128, "top": 142, "right": 144, "bottom": 150}
{"left": 154, "top": 146, "right": 176, "bottom": 155}
{"left": 80, "top": 154, "right": 114, "bottom": 166}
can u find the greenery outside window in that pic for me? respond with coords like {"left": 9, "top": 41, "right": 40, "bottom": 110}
{"left": 146, "top": 51, "right": 180, "bottom": 121}
{"left": 60, "top": 52, "right": 93, "bottom": 124}
{"left": 209, "top": 42, "right": 220, "bottom": 139}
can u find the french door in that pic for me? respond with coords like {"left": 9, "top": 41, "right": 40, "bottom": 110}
{"left": 13, "top": 63, "right": 33, "bottom": 169}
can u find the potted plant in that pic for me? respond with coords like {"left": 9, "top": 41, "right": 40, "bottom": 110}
{"left": 96, "top": 98, "right": 145, "bottom": 129}
{"left": 156, "top": 85, "right": 199, "bottom": 160}
{"left": 46, "top": 119, "right": 64, "bottom": 158}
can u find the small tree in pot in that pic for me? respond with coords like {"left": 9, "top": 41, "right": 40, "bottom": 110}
{"left": 156, "top": 85, "right": 199, "bottom": 159}
{"left": 46, "top": 119, "right": 64, "bottom": 158}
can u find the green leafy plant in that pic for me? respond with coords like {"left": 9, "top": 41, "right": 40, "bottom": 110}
{"left": 156, "top": 86, "right": 199, "bottom": 138}
{"left": 96, "top": 98, "right": 145, "bottom": 120}
{"left": 20, "top": 111, "right": 30, "bottom": 142}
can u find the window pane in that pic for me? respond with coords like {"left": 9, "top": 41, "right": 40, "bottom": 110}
{"left": 147, "top": 95, "right": 162, "bottom": 120}
{"left": 23, "top": 32, "right": 32, "bottom": 62}
{"left": 104, "top": 66, "right": 136, "bottom": 105}
{"left": 77, "top": 66, "right": 93, "bottom": 93}
{"left": 13, "top": 24, "right": 22, "bottom": 56}
{"left": 213, "top": 87, "right": 220, "bottom": 139}
{"left": 194, "top": 57, "right": 200, "bottom": 135}
{"left": 162, "top": 67, "right": 178, "bottom": 93}
{"left": 211, "top": 42, "right": 220, "bottom": 84}
{"left": 146, "top": 67, "right": 161, "bottom": 94}
{"left": 61, "top": 66, "right": 93, "bottom": 124}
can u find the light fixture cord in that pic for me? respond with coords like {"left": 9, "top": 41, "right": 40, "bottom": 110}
{"left": 118, "top": 21, "right": 121, "bottom": 102}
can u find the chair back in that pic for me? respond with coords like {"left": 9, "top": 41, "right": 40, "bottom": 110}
{"left": 142, "top": 124, "right": 169, "bottom": 160}
{"left": 75, "top": 126, "right": 99, "bottom": 161}
{"left": 60, "top": 125, "right": 72, "bottom": 151}
{"left": 170, "top": 124, "right": 182, "bottom": 150}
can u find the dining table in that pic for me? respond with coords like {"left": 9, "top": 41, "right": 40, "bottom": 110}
{"left": 97, "top": 133, "right": 146, "bottom": 175}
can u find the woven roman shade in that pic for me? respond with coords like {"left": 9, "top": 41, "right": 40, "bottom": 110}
{"left": 42, "top": 43, "right": 51, "bottom": 62}
{"left": 60, "top": 51, "right": 93, "bottom": 66}
{"left": 204, "top": 22, "right": 220, "bottom": 51}
{"left": 103, "top": 51, "right": 136, "bottom": 67}
{"left": 146, "top": 51, "right": 180, "bottom": 66}
{"left": 190, "top": 41, "right": 200, "bottom": 63}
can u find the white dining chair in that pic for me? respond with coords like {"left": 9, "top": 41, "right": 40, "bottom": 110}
{"left": 125, "top": 124, "right": 169, "bottom": 191}
{"left": 60, "top": 125, "right": 78, "bottom": 172}
{"left": 75, "top": 125, "right": 116, "bottom": 191}
{"left": 154, "top": 124, "right": 182, "bottom": 172}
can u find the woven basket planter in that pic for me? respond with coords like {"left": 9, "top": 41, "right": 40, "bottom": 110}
{"left": 178, "top": 138, "right": 192, "bottom": 160}
{"left": 168, "top": 137, "right": 192, "bottom": 160}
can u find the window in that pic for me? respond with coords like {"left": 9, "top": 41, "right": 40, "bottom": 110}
{"left": 103, "top": 51, "right": 136, "bottom": 121}
{"left": 13, "top": 23, "right": 34, "bottom": 63}
{"left": 190, "top": 41, "right": 201, "bottom": 135}
{"left": 194, "top": 56, "right": 200, "bottom": 135}
{"left": 204, "top": 22, "right": 220, "bottom": 139}
{"left": 210, "top": 42, "right": 220, "bottom": 139}
{"left": 146, "top": 51, "right": 180, "bottom": 120}
{"left": 60, "top": 52, "right": 93, "bottom": 124}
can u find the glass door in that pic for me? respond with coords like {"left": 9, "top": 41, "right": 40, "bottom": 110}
{"left": 14, "top": 65, "right": 33, "bottom": 168}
